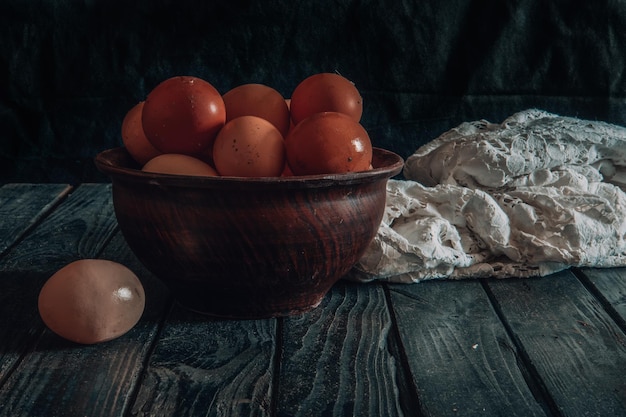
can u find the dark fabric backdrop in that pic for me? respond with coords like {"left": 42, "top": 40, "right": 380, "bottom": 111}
{"left": 2, "top": 0, "right": 625, "bottom": 183}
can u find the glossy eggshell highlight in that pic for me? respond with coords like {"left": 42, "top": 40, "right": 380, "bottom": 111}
{"left": 121, "top": 101, "right": 162, "bottom": 165}
{"left": 223, "top": 83, "right": 291, "bottom": 137}
{"left": 142, "top": 76, "right": 226, "bottom": 156}
{"left": 286, "top": 112, "right": 372, "bottom": 175}
{"left": 289, "top": 73, "right": 363, "bottom": 125}
{"left": 38, "top": 259, "right": 145, "bottom": 344}
{"left": 142, "top": 154, "right": 218, "bottom": 177}
{"left": 213, "top": 116, "right": 286, "bottom": 177}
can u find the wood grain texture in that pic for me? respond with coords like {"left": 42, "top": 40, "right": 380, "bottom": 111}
{"left": 485, "top": 271, "right": 626, "bottom": 417}
{"left": 0, "top": 183, "right": 71, "bottom": 256}
{"left": 577, "top": 267, "right": 626, "bottom": 328}
{"left": 1, "top": 184, "right": 625, "bottom": 417}
{"left": 0, "top": 231, "right": 172, "bottom": 417}
{"left": 0, "top": 185, "right": 117, "bottom": 374}
{"left": 0, "top": 183, "right": 117, "bottom": 273}
{"left": 130, "top": 307, "right": 276, "bottom": 417}
{"left": 0, "top": 313, "right": 161, "bottom": 417}
{"left": 0, "top": 184, "right": 129, "bottom": 416}
{"left": 276, "top": 281, "right": 406, "bottom": 417}
{"left": 388, "top": 279, "right": 548, "bottom": 417}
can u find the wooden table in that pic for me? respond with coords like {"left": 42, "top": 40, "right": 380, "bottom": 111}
{"left": 0, "top": 183, "right": 624, "bottom": 417}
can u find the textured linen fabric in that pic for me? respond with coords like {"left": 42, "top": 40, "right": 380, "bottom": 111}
{"left": 351, "top": 110, "right": 626, "bottom": 282}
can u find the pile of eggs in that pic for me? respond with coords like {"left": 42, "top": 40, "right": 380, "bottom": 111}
{"left": 122, "top": 73, "right": 373, "bottom": 177}
{"left": 37, "top": 73, "right": 373, "bottom": 345}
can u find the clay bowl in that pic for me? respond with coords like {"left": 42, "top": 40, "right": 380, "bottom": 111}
{"left": 95, "top": 147, "right": 403, "bottom": 319}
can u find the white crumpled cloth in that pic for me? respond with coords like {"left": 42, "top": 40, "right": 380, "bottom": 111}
{"left": 351, "top": 109, "right": 626, "bottom": 282}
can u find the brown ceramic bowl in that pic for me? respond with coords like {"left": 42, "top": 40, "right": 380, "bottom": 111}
{"left": 95, "top": 147, "right": 403, "bottom": 319}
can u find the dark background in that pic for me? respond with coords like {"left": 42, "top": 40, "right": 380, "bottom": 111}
{"left": 2, "top": 0, "right": 625, "bottom": 183}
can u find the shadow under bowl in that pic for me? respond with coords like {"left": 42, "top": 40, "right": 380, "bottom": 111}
{"left": 95, "top": 147, "right": 403, "bottom": 319}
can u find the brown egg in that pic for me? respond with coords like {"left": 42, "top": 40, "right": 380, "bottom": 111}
{"left": 212, "top": 115, "right": 286, "bottom": 177}
{"left": 286, "top": 111, "right": 372, "bottom": 175}
{"left": 289, "top": 73, "right": 363, "bottom": 125}
{"left": 121, "top": 101, "right": 162, "bottom": 165}
{"left": 38, "top": 259, "right": 145, "bottom": 344}
{"left": 222, "top": 83, "right": 291, "bottom": 137}
{"left": 142, "top": 154, "right": 219, "bottom": 176}
{"left": 142, "top": 76, "right": 226, "bottom": 156}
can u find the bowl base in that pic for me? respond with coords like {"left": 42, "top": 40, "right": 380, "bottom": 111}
{"left": 172, "top": 291, "right": 327, "bottom": 320}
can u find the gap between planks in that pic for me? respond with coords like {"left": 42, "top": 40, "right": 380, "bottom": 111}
{"left": 571, "top": 267, "right": 626, "bottom": 335}
{"left": 0, "top": 183, "right": 74, "bottom": 261}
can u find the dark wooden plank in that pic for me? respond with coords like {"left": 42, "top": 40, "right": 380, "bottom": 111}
{"left": 0, "top": 184, "right": 119, "bottom": 398}
{"left": 0, "top": 231, "right": 172, "bottom": 417}
{"left": 130, "top": 306, "right": 276, "bottom": 417}
{"left": 0, "top": 183, "right": 71, "bottom": 256}
{"left": 387, "top": 279, "right": 548, "bottom": 417}
{"left": 576, "top": 267, "right": 626, "bottom": 329}
{"left": 0, "top": 183, "right": 118, "bottom": 273}
{"left": 486, "top": 271, "right": 626, "bottom": 417}
{"left": 277, "top": 281, "right": 407, "bottom": 417}
{"left": 0, "top": 270, "right": 47, "bottom": 384}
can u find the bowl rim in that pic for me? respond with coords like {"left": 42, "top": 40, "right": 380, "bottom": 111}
{"left": 94, "top": 147, "right": 404, "bottom": 188}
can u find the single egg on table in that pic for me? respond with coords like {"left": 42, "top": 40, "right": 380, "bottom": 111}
{"left": 38, "top": 259, "right": 145, "bottom": 345}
